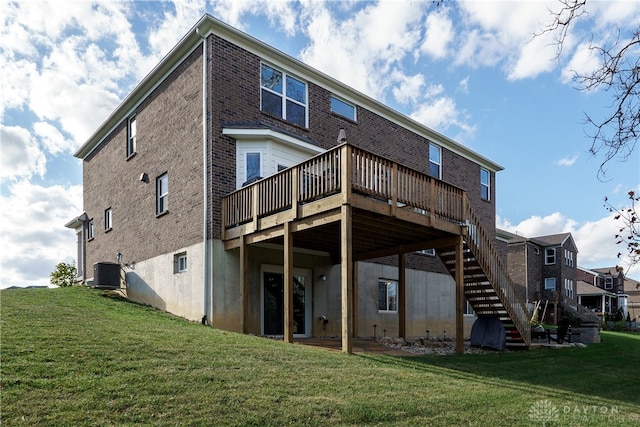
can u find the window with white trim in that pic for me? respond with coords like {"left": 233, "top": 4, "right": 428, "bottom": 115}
{"left": 429, "top": 143, "right": 441, "bottom": 179}
{"left": 418, "top": 248, "right": 436, "bottom": 256}
{"left": 604, "top": 276, "right": 613, "bottom": 290}
{"left": 246, "top": 153, "right": 261, "bottom": 183}
{"left": 330, "top": 96, "right": 356, "bottom": 121}
{"left": 564, "top": 249, "right": 574, "bottom": 267}
{"left": 545, "top": 248, "right": 556, "bottom": 265}
{"left": 378, "top": 279, "right": 398, "bottom": 312}
{"left": 127, "top": 115, "right": 136, "bottom": 157}
{"left": 174, "top": 252, "right": 187, "bottom": 273}
{"left": 156, "top": 173, "right": 168, "bottom": 215}
{"left": 545, "top": 277, "right": 556, "bottom": 290}
{"left": 104, "top": 208, "right": 112, "bottom": 231}
{"left": 464, "top": 299, "right": 475, "bottom": 315}
{"left": 564, "top": 279, "right": 574, "bottom": 299}
{"left": 480, "top": 168, "right": 490, "bottom": 201}
{"left": 87, "top": 219, "right": 94, "bottom": 240}
{"left": 260, "top": 63, "right": 307, "bottom": 127}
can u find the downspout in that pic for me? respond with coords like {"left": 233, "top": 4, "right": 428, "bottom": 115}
{"left": 196, "top": 27, "right": 211, "bottom": 325}
{"left": 524, "top": 241, "right": 528, "bottom": 305}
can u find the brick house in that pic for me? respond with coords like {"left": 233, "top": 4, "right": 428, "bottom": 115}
{"left": 497, "top": 230, "right": 582, "bottom": 325}
{"left": 66, "top": 14, "right": 530, "bottom": 352}
{"left": 577, "top": 266, "right": 629, "bottom": 319}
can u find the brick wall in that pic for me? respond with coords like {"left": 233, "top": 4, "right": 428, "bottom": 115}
{"left": 84, "top": 47, "right": 204, "bottom": 270}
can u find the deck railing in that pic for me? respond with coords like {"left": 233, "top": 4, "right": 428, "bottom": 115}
{"left": 465, "top": 207, "right": 531, "bottom": 346}
{"left": 222, "top": 143, "right": 466, "bottom": 230}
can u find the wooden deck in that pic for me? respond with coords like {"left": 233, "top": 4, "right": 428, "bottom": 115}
{"left": 221, "top": 142, "right": 530, "bottom": 352}
{"left": 222, "top": 143, "right": 466, "bottom": 257}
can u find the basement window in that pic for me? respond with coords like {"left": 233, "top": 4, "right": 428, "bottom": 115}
{"left": 378, "top": 279, "right": 398, "bottom": 312}
{"left": 174, "top": 252, "right": 187, "bottom": 274}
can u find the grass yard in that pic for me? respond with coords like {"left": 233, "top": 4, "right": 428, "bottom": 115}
{"left": 1, "top": 287, "right": 639, "bottom": 426}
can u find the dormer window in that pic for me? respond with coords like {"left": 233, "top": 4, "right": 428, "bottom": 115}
{"left": 260, "top": 63, "right": 307, "bottom": 127}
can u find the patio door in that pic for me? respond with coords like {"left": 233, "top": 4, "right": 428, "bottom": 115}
{"left": 262, "top": 266, "right": 311, "bottom": 337}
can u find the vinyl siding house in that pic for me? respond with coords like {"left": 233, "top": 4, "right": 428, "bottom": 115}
{"left": 66, "top": 14, "right": 530, "bottom": 352}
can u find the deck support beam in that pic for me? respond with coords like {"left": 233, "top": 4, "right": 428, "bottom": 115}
{"left": 240, "top": 235, "right": 248, "bottom": 334}
{"left": 398, "top": 253, "right": 406, "bottom": 339}
{"left": 455, "top": 234, "right": 465, "bottom": 354}
{"left": 341, "top": 204, "right": 353, "bottom": 353}
{"left": 284, "top": 221, "right": 294, "bottom": 343}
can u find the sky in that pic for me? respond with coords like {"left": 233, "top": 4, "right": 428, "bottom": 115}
{"left": 1, "top": 0, "right": 639, "bottom": 288}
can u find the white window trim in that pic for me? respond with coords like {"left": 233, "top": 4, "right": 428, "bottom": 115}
{"left": 157, "top": 173, "right": 168, "bottom": 215}
{"left": 330, "top": 95, "right": 356, "bottom": 121}
{"left": 104, "top": 208, "right": 112, "bottom": 231}
{"left": 429, "top": 144, "right": 442, "bottom": 179}
{"left": 260, "top": 63, "right": 308, "bottom": 127}
{"left": 480, "top": 168, "right": 490, "bottom": 201}
{"left": 127, "top": 115, "right": 136, "bottom": 157}
{"left": 545, "top": 277, "right": 556, "bottom": 290}
{"left": 378, "top": 279, "right": 398, "bottom": 313}
{"left": 87, "top": 219, "right": 94, "bottom": 240}
{"left": 175, "top": 252, "right": 187, "bottom": 274}
{"left": 545, "top": 248, "right": 556, "bottom": 265}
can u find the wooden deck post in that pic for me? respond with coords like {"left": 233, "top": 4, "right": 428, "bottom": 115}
{"left": 398, "top": 253, "right": 406, "bottom": 339}
{"left": 341, "top": 204, "right": 353, "bottom": 353}
{"left": 240, "top": 235, "right": 248, "bottom": 334}
{"left": 284, "top": 221, "right": 294, "bottom": 343}
{"left": 455, "top": 234, "right": 465, "bottom": 354}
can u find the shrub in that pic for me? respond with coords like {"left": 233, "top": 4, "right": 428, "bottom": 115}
{"left": 50, "top": 262, "right": 77, "bottom": 287}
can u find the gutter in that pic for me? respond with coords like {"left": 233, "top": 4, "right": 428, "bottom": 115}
{"left": 196, "top": 27, "right": 211, "bottom": 325}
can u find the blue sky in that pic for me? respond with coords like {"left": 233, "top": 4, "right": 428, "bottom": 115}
{"left": 1, "top": 0, "right": 639, "bottom": 288}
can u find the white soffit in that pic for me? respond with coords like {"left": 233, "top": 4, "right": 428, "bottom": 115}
{"left": 222, "top": 128, "right": 325, "bottom": 155}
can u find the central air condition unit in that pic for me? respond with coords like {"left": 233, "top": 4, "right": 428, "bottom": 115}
{"left": 93, "top": 262, "right": 121, "bottom": 289}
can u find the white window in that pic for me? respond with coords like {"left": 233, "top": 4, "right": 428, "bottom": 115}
{"left": 533, "top": 247, "right": 540, "bottom": 255}
{"left": 429, "top": 144, "right": 441, "bottom": 179}
{"left": 330, "top": 96, "right": 356, "bottom": 121}
{"left": 464, "top": 299, "right": 475, "bottom": 315}
{"left": 545, "top": 277, "right": 556, "bottom": 290}
{"left": 604, "top": 276, "right": 613, "bottom": 290}
{"left": 564, "top": 279, "right": 574, "bottom": 299}
{"left": 246, "top": 152, "right": 261, "bottom": 183}
{"left": 564, "top": 249, "right": 574, "bottom": 267}
{"left": 127, "top": 116, "right": 136, "bottom": 157}
{"left": 174, "top": 252, "right": 187, "bottom": 273}
{"left": 545, "top": 248, "right": 556, "bottom": 265}
{"left": 480, "top": 168, "right": 490, "bottom": 201}
{"left": 157, "top": 173, "right": 168, "bottom": 215}
{"left": 260, "top": 63, "right": 307, "bottom": 127}
{"left": 87, "top": 219, "right": 94, "bottom": 240}
{"left": 104, "top": 208, "right": 112, "bottom": 231}
{"left": 418, "top": 248, "right": 436, "bottom": 256}
{"left": 378, "top": 279, "right": 398, "bottom": 312}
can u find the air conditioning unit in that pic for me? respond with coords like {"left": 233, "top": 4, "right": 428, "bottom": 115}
{"left": 93, "top": 262, "right": 121, "bottom": 288}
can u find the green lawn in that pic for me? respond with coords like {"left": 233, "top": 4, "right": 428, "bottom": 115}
{"left": 1, "top": 287, "right": 638, "bottom": 426}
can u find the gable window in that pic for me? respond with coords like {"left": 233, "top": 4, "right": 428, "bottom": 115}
{"left": 604, "top": 276, "right": 613, "bottom": 290}
{"left": 429, "top": 143, "right": 441, "bottom": 179}
{"left": 260, "top": 63, "right": 307, "bottom": 127}
{"left": 156, "top": 173, "right": 168, "bottom": 215}
{"left": 87, "top": 219, "right": 94, "bottom": 241}
{"left": 545, "top": 277, "right": 556, "bottom": 290}
{"left": 330, "top": 96, "right": 356, "bottom": 121}
{"left": 127, "top": 116, "right": 136, "bottom": 157}
{"left": 246, "top": 153, "right": 261, "bottom": 183}
{"left": 104, "top": 208, "right": 112, "bottom": 231}
{"left": 545, "top": 248, "right": 556, "bottom": 265}
{"left": 480, "top": 168, "right": 490, "bottom": 201}
{"left": 174, "top": 252, "right": 187, "bottom": 273}
{"left": 378, "top": 279, "right": 398, "bottom": 312}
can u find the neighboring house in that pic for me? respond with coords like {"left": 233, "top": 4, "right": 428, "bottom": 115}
{"left": 497, "top": 230, "right": 580, "bottom": 324}
{"left": 577, "top": 266, "right": 629, "bottom": 319}
{"left": 66, "top": 14, "right": 530, "bottom": 352}
{"left": 625, "top": 276, "right": 640, "bottom": 321}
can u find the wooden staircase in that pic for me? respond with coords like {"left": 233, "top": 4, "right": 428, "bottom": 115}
{"left": 437, "top": 206, "right": 531, "bottom": 349}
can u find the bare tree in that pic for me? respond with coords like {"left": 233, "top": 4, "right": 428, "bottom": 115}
{"left": 537, "top": 0, "right": 639, "bottom": 179}
{"left": 605, "top": 191, "right": 640, "bottom": 271}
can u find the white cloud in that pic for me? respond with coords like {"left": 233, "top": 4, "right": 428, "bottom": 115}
{"left": 147, "top": 0, "right": 206, "bottom": 59}
{"left": 33, "top": 121, "right": 73, "bottom": 156}
{"left": 420, "top": 8, "right": 454, "bottom": 59}
{"left": 391, "top": 72, "right": 426, "bottom": 106}
{"left": 0, "top": 181, "right": 82, "bottom": 288}
{"left": 555, "top": 154, "right": 578, "bottom": 167}
{"left": 0, "top": 125, "right": 46, "bottom": 182}
{"left": 560, "top": 41, "right": 601, "bottom": 84}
